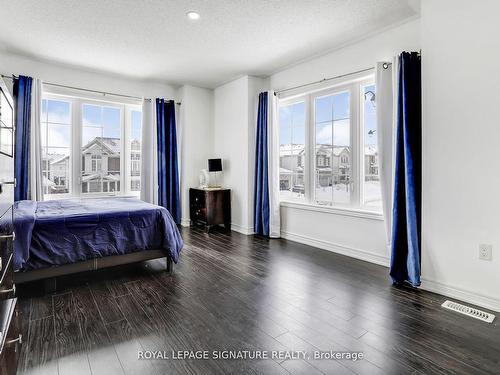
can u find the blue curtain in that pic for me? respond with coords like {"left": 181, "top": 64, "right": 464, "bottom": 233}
{"left": 254, "top": 92, "right": 270, "bottom": 236}
{"left": 13, "top": 75, "right": 33, "bottom": 201}
{"left": 390, "top": 52, "right": 422, "bottom": 287}
{"left": 156, "top": 99, "right": 181, "bottom": 224}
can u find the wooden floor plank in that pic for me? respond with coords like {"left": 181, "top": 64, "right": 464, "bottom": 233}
{"left": 105, "top": 319, "right": 159, "bottom": 375}
{"left": 30, "top": 295, "right": 53, "bottom": 321}
{"left": 18, "top": 316, "right": 57, "bottom": 375}
{"left": 72, "top": 285, "right": 125, "bottom": 375}
{"left": 89, "top": 281, "right": 124, "bottom": 324}
{"left": 53, "top": 292, "right": 92, "bottom": 375}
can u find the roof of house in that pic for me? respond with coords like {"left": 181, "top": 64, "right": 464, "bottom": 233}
{"left": 50, "top": 155, "right": 70, "bottom": 165}
{"left": 279, "top": 144, "right": 304, "bottom": 156}
{"left": 82, "top": 137, "right": 121, "bottom": 155}
{"left": 82, "top": 173, "right": 120, "bottom": 182}
{"left": 280, "top": 144, "right": 377, "bottom": 157}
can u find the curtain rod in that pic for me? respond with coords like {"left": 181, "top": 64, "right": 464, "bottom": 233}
{"left": 0, "top": 74, "right": 181, "bottom": 105}
{"left": 274, "top": 51, "right": 420, "bottom": 95}
{"left": 274, "top": 66, "right": 375, "bottom": 95}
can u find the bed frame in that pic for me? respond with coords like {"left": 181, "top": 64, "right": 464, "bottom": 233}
{"left": 14, "top": 250, "right": 173, "bottom": 289}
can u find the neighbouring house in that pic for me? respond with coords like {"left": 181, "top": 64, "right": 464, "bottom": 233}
{"left": 81, "top": 137, "right": 121, "bottom": 193}
{"left": 43, "top": 137, "right": 141, "bottom": 195}
{"left": 42, "top": 153, "right": 69, "bottom": 194}
{"left": 279, "top": 143, "right": 378, "bottom": 193}
{"left": 364, "top": 144, "right": 378, "bottom": 181}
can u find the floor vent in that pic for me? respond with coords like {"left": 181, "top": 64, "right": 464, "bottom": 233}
{"left": 441, "top": 300, "right": 495, "bottom": 323}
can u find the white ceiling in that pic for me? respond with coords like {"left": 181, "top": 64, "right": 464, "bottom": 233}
{"left": 0, "top": 0, "right": 419, "bottom": 88}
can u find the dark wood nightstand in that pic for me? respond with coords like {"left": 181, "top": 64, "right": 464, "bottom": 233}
{"left": 189, "top": 188, "right": 231, "bottom": 232}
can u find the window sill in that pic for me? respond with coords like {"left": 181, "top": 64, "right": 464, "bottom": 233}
{"left": 280, "top": 200, "right": 384, "bottom": 221}
{"left": 44, "top": 193, "right": 140, "bottom": 201}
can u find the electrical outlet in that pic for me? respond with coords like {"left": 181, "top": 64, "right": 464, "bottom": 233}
{"left": 479, "top": 244, "right": 493, "bottom": 261}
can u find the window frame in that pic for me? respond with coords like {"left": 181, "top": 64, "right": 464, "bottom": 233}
{"left": 278, "top": 76, "right": 382, "bottom": 216}
{"left": 41, "top": 91, "right": 142, "bottom": 200}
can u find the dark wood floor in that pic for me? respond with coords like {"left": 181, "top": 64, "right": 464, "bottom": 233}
{"left": 16, "top": 226, "right": 500, "bottom": 375}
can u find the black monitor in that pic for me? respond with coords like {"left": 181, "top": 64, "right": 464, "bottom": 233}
{"left": 208, "top": 158, "right": 222, "bottom": 172}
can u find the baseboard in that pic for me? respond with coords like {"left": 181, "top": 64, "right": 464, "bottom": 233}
{"left": 181, "top": 218, "right": 253, "bottom": 235}
{"left": 281, "top": 230, "right": 390, "bottom": 267}
{"left": 231, "top": 223, "right": 254, "bottom": 235}
{"left": 421, "top": 277, "right": 500, "bottom": 313}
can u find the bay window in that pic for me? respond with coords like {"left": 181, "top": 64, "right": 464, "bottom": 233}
{"left": 41, "top": 93, "right": 142, "bottom": 199}
{"left": 278, "top": 77, "right": 381, "bottom": 212}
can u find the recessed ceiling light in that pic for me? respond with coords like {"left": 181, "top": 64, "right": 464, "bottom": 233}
{"left": 186, "top": 11, "right": 200, "bottom": 20}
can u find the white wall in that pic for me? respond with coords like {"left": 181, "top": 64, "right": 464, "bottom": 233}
{"left": 269, "top": 19, "right": 421, "bottom": 265}
{"left": 0, "top": 51, "right": 177, "bottom": 99}
{"left": 178, "top": 85, "right": 213, "bottom": 226}
{"left": 213, "top": 75, "right": 266, "bottom": 234}
{"left": 421, "top": 0, "right": 500, "bottom": 311}
{"left": 213, "top": 77, "right": 249, "bottom": 232}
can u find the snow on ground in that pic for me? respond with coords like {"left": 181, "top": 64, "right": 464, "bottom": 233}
{"left": 280, "top": 181, "right": 382, "bottom": 211}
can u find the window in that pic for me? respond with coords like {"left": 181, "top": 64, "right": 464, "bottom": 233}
{"left": 130, "top": 110, "right": 142, "bottom": 192}
{"left": 362, "top": 84, "right": 382, "bottom": 210}
{"left": 82, "top": 103, "right": 122, "bottom": 195}
{"left": 41, "top": 99, "right": 71, "bottom": 196}
{"left": 41, "top": 93, "right": 142, "bottom": 199}
{"left": 91, "top": 154, "right": 102, "bottom": 172}
{"left": 278, "top": 77, "right": 381, "bottom": 212}
{"left": 279, "top": 101, "right": 306, "bottom": 200}
{"left": 314, "top": 90, "right": 351, "bottom": 205}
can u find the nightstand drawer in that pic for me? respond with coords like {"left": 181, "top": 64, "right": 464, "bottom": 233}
{"left": 191, "top": 192, "right": 205, "bottom": 208}
{"left": 192, "top": 207, "right": 207, "bottom": 223}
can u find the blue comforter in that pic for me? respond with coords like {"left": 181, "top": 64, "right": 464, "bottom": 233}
{"left": 14, "top": 198, "right": 183, "bottom": 271}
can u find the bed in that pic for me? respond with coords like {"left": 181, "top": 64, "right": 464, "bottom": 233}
{"left": 13, "top": 197, "right": 183, "bottom": 284}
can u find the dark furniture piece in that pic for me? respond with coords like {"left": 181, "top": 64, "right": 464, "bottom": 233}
{"left": 0, "top": 77, "right": 21, "bottom": 375}
{"left": 189, "top": 188, "right": 231, "bottom": 232}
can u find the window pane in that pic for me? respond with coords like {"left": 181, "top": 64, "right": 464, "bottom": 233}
{"left": 130, "top": 110, "right": 142, "bottom": 193}
{"left": 47, "top": 100, "right": 70, "bottom": 124}
{"left": 82, "top": 104, "right": 100, "bottom": 126}
{"left": 41, "top": 99, "right": 47, "bottom": 123}
{"left": 41, "top": 122, "right": 47, "bottom": 148}
{"left": 102, "top": 107, "right": 121, "bottom": 137}
{"left": 332, "top": 92, "right": 350, "bottom": 120}
{"left": 41, "top": 99, "right": 72, "bottom": 197}
{"left": 314, "top": 146, "right": 332, "bottom": 204}
{"left": 316, "top": 123, "right": 332, "bottom": 146}
{"left": 315, "top": 95, "right": 333, "bottom": 123}
{"left": 47, "top": 124, "right": 70, "bottom": 148}
{"left": 81, "top": 104, "right": 121, "bottom": 194}
{"left": 279, "top": 101, "right": 305, "bottom": 200}
{"left": 314, "top": 91, "right": 351, "bottom": 205}
{"left": 363, "top": 84, "right": 381, "bottom": 210}
{"left": 43, "top": 147, "right": 70, "bottom": 195}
